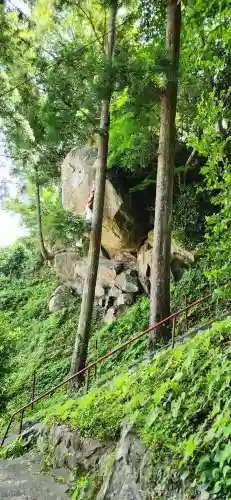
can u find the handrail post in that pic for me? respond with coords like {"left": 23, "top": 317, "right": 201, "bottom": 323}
{"left": 86, "top": 368, "right": 90, "bottom": 393}
{"left": 95, "top": 340, "right": 98, "bottom": 380}
{"left": 185, "top": 296, "right": 188, "bottom": 330}
{"left": 172, "top": 315, "right": 177, "bottom": 349}
{"left": 31, "top": 370, "right": 36, "bottom": 410}
{"left": 19, "top": 409, "right": 24, "bottom": 435}
{"left": 1, "top": 415, "right": 14, "bottom": 447}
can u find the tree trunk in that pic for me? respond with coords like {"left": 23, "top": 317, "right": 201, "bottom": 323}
{"left": 68, "top": 2, "right": 117, "bottom": 388}
{"left": 34, "top": 166, "right": 52, "bottom": 262}
{"left": 149, "top": 0, "right": 181, "bottom": 347}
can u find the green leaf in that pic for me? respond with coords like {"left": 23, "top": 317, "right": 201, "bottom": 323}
{"left": 185, "top": 436, "right": 197, "bottom": 458}
{"left": 153, "top": 381, "right": 170, "bottom": 403}
{"left": 223, "top": 465, "right": 231, "bottom": 478}
{"left": 215, "top": 443, "right": 231, "bottom": 468}
{"left": 213, "top": 481, "right": 222, "bottom": 494}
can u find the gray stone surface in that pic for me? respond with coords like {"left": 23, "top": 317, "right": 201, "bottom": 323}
{"left": 108, "top": 285, "right": 121, "bottom": 299}
{"left": 138, "top": 235, "right": 195, "bottom": 283}
{"left": 104, "top": 307, "right": 116, "bottom": 325}
{"left": 49, "top": 284, "right": 73, "bottom": 313}
{"left": 116, "top": 292, "right": 134, "bottom": 307}
{"left": 115, "top": 270, "right": 139, "bottom": 293}
{"left": 0, "top": 454, "right": 68, "bottom": 499}
{"left": 97, "top": 425, "right": 147, "bottom": 500}
{"left": 39, "top": 424, "right": 106, "bottom": 471}
{"left": 54, "top": 253, "right": 116, "bottom": 298}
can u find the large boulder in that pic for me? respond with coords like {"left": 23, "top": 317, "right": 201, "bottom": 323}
{"left": 61, "top": 146, "right": 148, "bottom": 256}
{"left": 137, "top": 234, "right": 195, "bottom": 282}
{"left": 37, "top": 422, "right": 190, "bottom": 499}
{"left": 115, "top": 270, "right": 140, "bottom": 293}
{"left": 53, "top": 251, "right": 141, "bottom": 323}
{"left": 38, "top": 423, "right": 107, "bottom": 471}
{"left": 137, "top": 241, "right": 152, "bottom": 281}
{"left": 54, "top": 252, "right": 116, "bottom": 298}
{"left": 48, "top": 284, "right": 73, "bottom": 313}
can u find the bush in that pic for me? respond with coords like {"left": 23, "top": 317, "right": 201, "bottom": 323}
{"left": 0, "top": 244, "right": 29, "bottom": 278}
{"left": 172, "top": 184, "right": 209, "bottom": 250}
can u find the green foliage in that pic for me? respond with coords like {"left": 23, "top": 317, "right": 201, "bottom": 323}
{"left": 172, "top": 185, "right": 205, "bottom": 250}
{"left": 87, "top": 296, "right": 149, "bottom": 384}
{"left": 171, "top": 261, "right": 231, "bottom": 334}
{"left": 0, "top": 309, "right": 13, "bottom": 412}
{"left": 6, "top": 185, "right": 88, "bottom": 248}
{"left": 0, "top": 244, "right": 29, "bottom": 278}
{"left": 47, "top": 318, "right": 231, "bottom": 497}
{"left": 171, "top": 263, "right": 209, "bottom": 322}
{"left": 188, "top": 87, "right": 231, "bottom": 284}
{"left": 0, "top": 262, "right": 80, "bottom": 431}
{"left": 0, "top": 436, "right": 23, "bottom": 460}
{"left": 70, "top": 471, "right": 99, "bottom": 500}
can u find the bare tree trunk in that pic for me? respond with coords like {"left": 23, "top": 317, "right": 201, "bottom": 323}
{"left": 149, "top": 0, "right": 181, "bottom": 347}
{"left": 34, "top": 165, "right": 52, "bottom": 262}
{"left": 68, "top": 2, "right": 117, "bottom": 388}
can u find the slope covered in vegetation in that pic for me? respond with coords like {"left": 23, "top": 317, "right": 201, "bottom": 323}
{"left": 44, "top": 318, "right": 231, "bottom": 498}
{"left": 0, "top": 245, "right": 150, "bottom": 433}
{"left": 1, "top": 242, "right": 230, "bottom": 435}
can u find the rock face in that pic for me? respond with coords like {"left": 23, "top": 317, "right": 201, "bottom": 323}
{"left": 97, "top": 425, "right": 147, "bottom": 500}
{"left": 61, "top": 146, "right": 147, "bottom": 256}
{"left": 55, "top": 145, "right": 196, "bottom": 322}
{"left": 38, "top": 424, "right": 108, "bottom": 472}
{"left": 54, "top": 253, "right": 116, "bottom": 298}
{"left": 115, "top": 270, "right": 140, "bottom": 293}
{"left": 38, "top": 423, "right": 147, "bottom": 500}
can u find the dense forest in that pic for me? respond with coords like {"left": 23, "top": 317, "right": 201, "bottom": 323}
{"left": 1, "top": 0, "right": 231, "bottom": 498}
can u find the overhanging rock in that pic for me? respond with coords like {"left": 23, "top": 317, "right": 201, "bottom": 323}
{"left": 61, "top": 146, "right": 148, "bottom": 257}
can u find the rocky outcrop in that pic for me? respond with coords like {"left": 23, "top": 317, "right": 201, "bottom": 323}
{"left": 61, "top": 146, "right": 148, "bottom": 256}
{"left": 54, "top": 253, "right": 116, "bottom": 298}
{"left": 52, "top": 145, "right": 196, "bottom": 321}
{"left": 51, "top": 252, "right": 141, "bottom": 323}
{"left": 50, "top": 235, "right": 194, "bottom": 319}
{"left": 37, "top": 423, "right": 147, "bottom": 499}
{"left": 97, "top": 425, "right": 147, "bottom": 500}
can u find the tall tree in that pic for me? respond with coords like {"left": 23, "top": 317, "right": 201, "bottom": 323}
{"left": 68, "top": 0, "right": 118, "bottom": 387}
{"left": 149, "top": 0, "right": 181, "bottom": 345}
{"left": 34, "top": 164, "right": 52, "bottom": 261}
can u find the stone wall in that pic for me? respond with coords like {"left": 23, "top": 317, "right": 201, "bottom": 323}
{"left": 37, "top": 422, "right": 190, "bottom": 500}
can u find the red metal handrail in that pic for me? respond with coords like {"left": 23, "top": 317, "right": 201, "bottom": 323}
{"left": 1, "top": 282, "right": 231, "bottom": 447}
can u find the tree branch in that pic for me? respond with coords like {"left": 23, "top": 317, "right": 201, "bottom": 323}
{"left": 77, "top": 2, "right": 104, "bottom": 50}
{"left": 59, "top": 95, "right": 105, "bottom": 136}
{"left": 185, "top": 148, "right": 196, "bottom": 167}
